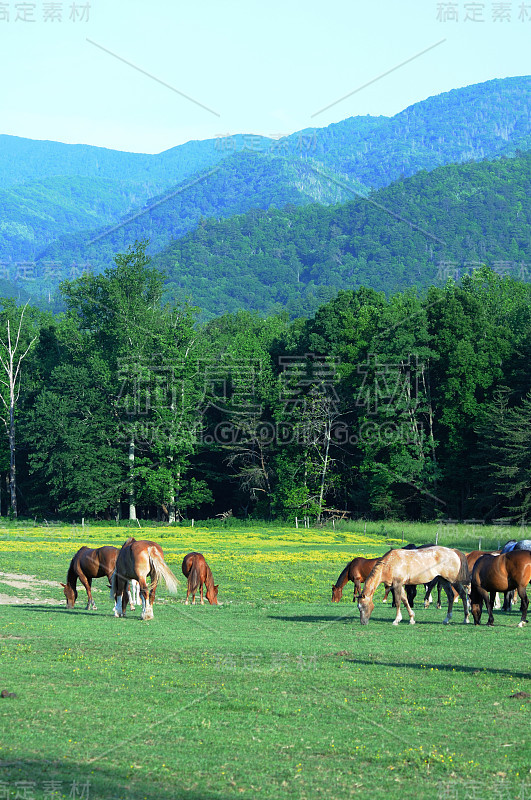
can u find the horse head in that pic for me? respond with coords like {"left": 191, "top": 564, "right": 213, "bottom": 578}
{"left": 331, "top": 585, "right": 342, "bottom": 602}
{"left": 60, "top": 582, "right": 77, "bottom": 608}
{"left": 358, "top": 593, "right": 374, "bottom": 625}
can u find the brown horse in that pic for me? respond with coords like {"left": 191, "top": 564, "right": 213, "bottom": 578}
{"left": 110, "top": 537, "right": 179, "bottom": 620}
{"left": 182, "top": 552, "right": 219, "bottom": 605}
{"left": 470, "top": 550, "right": 531, "bottom": 628}
{"left": 332, "top": 557, "right": 382, "bottom": 602}
{"left": 61, "top": 546, "right": 119, "bottom": 609}
{"left": 358, "top": 546, "right": 470, "bottom": 625}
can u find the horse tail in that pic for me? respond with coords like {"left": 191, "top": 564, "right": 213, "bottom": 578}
{"left": 109, "top": 570, "right": 117, "bottom": 601}
{"left": 150, "top": 552, "right": 180, "bottom": 595}
{"left": 188, "top": 564, "right": 201, "bottom": 594}
{"left": 454, "top": 549, "right": 471, "bottom": 583}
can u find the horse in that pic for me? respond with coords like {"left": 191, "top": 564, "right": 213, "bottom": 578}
{"left": 358, "top": 546, "right": 470, "bottom": 625}
{"left": 110, "top": 537, "right": 179, "bottom": 620}
{"left": 181, "top": 552, "right": 219, "bottom": 605}
{"left": 332, "top": 557, "right": 383, "bottom": 602}
{"left": 61, "top": 546, "right": 119, "bottom": 609}
{"left": 501, "top": 539, "right": 531, "bottom": 553}
{"left": 470, "top": 550, "right": 531, "bottom": 628}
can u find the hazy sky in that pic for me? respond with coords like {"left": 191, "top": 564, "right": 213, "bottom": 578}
{"left": 1, "top": 0, "right": 529, "bottom": 153}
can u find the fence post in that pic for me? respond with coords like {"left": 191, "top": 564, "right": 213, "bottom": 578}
{"left": 295, "top": 517, "right": 298, "bottom": 529}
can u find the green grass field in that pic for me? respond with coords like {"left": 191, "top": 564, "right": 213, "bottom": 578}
{"left": 0, "top": 521, "right": 529, "bottom": 800}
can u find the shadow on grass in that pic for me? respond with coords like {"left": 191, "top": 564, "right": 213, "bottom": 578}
{"left": 326, "top": 655, "right": 531, "bottom": 680}
{"left": 17, "top": 605, "right": 114, "bottom": 618}
{"left": 0, "top": 757, "right": 225, "bottom": 800}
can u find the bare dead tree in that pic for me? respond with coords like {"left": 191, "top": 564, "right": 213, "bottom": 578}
{"left": 0, "top": 303, "right": 37, "bottom": 516}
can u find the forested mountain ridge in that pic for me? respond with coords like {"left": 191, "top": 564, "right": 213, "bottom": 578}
{"left": 1, "top": 75, "right": 529, "bottom": 286}
{"left": 286, "top": 75, "right": 531, "bottom": 187}
{"left": 30, "top": 153, "right": 365, "bottom": 284}
{"left": 153, "top": 150, "right": 530, "bottom": 318}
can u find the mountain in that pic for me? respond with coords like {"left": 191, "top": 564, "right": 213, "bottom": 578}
{"left": 29, "top": 153, "right": 366, "bottom": 286}
{"left": 150, "top": 151, "right": 531, "bottom": 318}
{"left": 0, "top": 76, "right": 530, "bottom": 310}
{"left": 284, "top": 75, "right": 531, "bottom": 187}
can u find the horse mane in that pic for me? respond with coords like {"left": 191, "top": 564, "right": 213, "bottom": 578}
{"left": 66, "top": 554, "right": 80, "bottom": 598}
{"left": 334, "top": 562, "right": 351, "bottom": 589}
{"left": 205, "top": 564, "right": 215, "bottom": 592}
{"left": 362, "top": 559, "right": 385, "bottom": 597}
{"left": 122, "top": 537, "right": 136, "bottom": 547}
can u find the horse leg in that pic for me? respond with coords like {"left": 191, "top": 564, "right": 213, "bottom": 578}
{"left": 406, "top": 585, "right": 416, "bottom": 609}
{"left": 423, "top": 577, "right": 437, "bottom": 609}
{"left": 382, "top": 584, "right": 389, "bottom": 603}
{"left": 440, "top": 579, "right": 454, "bottom": 624}
{"left": 78, "top": 570, "right": 94, "bottom": 610}
{"left": 149, "top": 574, "right": 157, "bottom": 607}
{"left": 137, "top": 578, "right": 152, "bottom": 620}
{"left": 516, "top": 585, "right": 529, "bottom": 628}
{"left": 486, "top": 591, "right": 496, "bottom": 626}
{"left": 114, "top": 578, "right": 126, "bottom": 617}
{"left": 493, "top": 592, "right": 502, "bottom": 610}
{"left": 200, "top": 581, "right": 205, "bottom": 605}
{"left": 391, "top": 585, "right": 402, "bottom": 624}
{"left": 401, "top": 586, "right": 415, "bottom": 625}
{"left": 453, "top": 581, "right": 470, "bottom": 623}
{"left": 353, "top": 578, "right": 362, "bottom": 602}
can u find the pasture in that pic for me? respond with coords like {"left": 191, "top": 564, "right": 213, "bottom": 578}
{"left": 0, "top": 521, "right": 529, "bottom": 800}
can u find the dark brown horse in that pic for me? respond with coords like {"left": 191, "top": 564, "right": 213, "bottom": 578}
{"left": 470, "top": 550, "right": 531, "bottom": 628}
{"left": 61, "top": 546, "right": 119, "bottom": 609}
{"left": 110, "top": 537, "right": 179, "bottom": 620}
{"left": 332, "top": 557, "right": 382, "bottom": 602}
{"left": 182, "top": 552, "right": 219, "bottom": 605}
{"left": 358, "top": 546, "right": 470, "bottom": 625}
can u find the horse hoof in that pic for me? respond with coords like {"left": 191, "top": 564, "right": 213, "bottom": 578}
{"left": 185, "top": 600, "right": 189, "bottom": 606}
{"left": 409, "top": 619, "right": 415, "bottom": 625}
{"left": 392, "top": 620, "right": 400, "bottom": 626}
{"left": 443, "top": 618, "right": 451, "bottom": 625}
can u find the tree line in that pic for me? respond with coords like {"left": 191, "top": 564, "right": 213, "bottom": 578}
{"left": 1, "top": 242, "right": 530, "bottom": 523}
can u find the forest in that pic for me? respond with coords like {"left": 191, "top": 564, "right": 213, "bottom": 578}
{"left": 1, "top": 241, "right": 530, "bottom": 524}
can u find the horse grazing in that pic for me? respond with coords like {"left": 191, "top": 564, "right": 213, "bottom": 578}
{"left": 110, "top": 537, "right": 179, "bottom": 620}
{"left": 181, "top": 552, "right": 219, "bottom": 605}
{"left": 61, "top": 546, "right": 119, "bottom": 609}
{"left": 332, "top": 557, "right": 382, "bottom": 602}
{"left": 358, "top": 546, "right": 470, "bottom": 626}
{"left": 470, "top": 550, "right": 531, "bottom": 628}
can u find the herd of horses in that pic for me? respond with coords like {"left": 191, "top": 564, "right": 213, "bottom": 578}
{"left": 61, "top": 538, "right": 218, "bottom": 620}
{"left": 332, "top": 539, "right": 531, "bottom": 627}
{"left": 60, "top": 534, "right": 530, "bottom": 628}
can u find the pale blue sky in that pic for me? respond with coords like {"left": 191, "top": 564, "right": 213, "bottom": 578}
{"left": 1, "top": 0, "right": 529, "bottom": 153}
